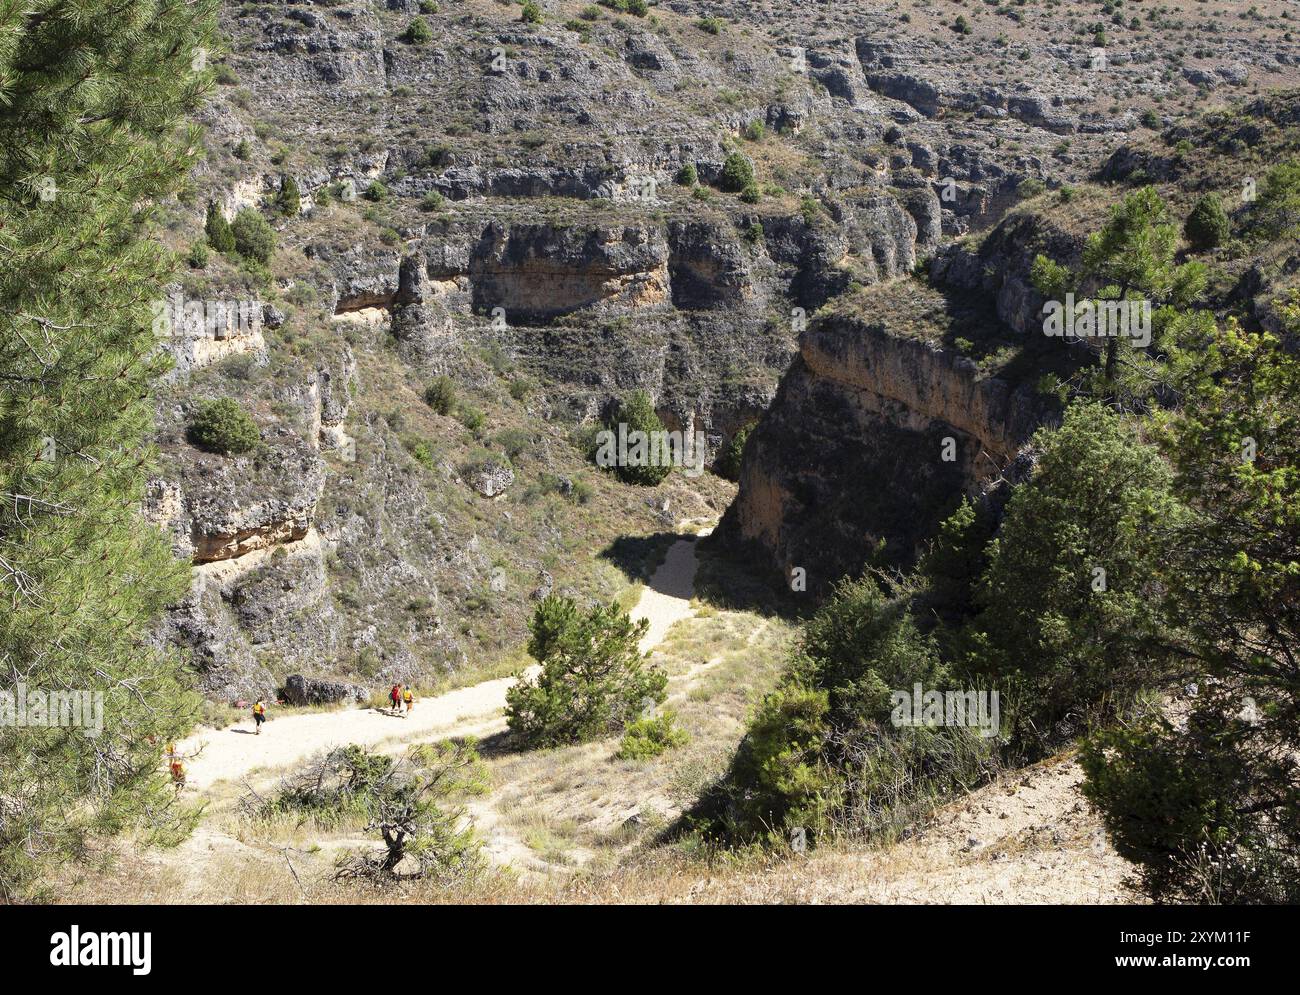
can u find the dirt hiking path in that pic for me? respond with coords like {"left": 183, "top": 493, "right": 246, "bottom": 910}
{"left": 177, "top": 533, "right": 707, "bottom": 793}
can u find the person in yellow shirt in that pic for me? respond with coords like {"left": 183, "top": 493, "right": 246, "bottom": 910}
{"left": 252, "top": 698, "right": 267, "bottom": 735}
{"left": 403, "top": 686, "right": 414, "bottom": 715}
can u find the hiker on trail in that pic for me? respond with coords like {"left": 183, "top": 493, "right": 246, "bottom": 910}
{"left": 252, "top": 698, "right": 267, "bottom": 735}
{"left": 403, "top": 686, "right": 414, "bottom": 715}
{"left": 389, "top": 684, "right": 402, "bottom": 714}
{"left": 170, "top": 757, "right": 186, "bottom": 794}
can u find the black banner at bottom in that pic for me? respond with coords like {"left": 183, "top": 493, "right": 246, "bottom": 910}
{"left": 0, "top": 904, "right": 1287, "bottom": 982}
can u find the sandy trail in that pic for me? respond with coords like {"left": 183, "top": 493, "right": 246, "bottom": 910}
{"left": 631, "top": 530, "right": 707, "bottom": 653}
{"left": 178, "top": 673, "right": 532, "bottom": 791}
{"left": 177, "top": 533, "right": 706, "bottom": 794}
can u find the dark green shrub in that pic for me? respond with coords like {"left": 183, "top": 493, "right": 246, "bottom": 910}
{"left": 696, "top": 576, "right": 996, "bottom": 846}
{"left": 230, "top": 208, "right": 275, "bottom": 264}
{"left": 204, "top": 201, "right": 234, "bottom": 253}
{"left": 401, "top": 16, "right": 433, "bottom": 43}
{"left": 714, "top": 423, "right": 752, "bottom": 481}
{"left": 521, "top": 1, "right": 542, "bottom": 24}
{"left": 596, "top": 390, "right": 671, "bottom": 486}
{"left": 364, "top": 180, "right": 388, "bottom": 202}
{"left": 963, "top": 403, "right": 1180, "bottom": 754}
{"left": 277, "top": 173, "right": 300, "bottom": 216}
{"left": 719, "top": 151, "right": 754, "bottom": 192}
{"left": 1184, "top": 192, "right": 1229, "bottom": 251}
{"left": 1252, "top": 159, "right": 1300, "bottom": 239}
{"left": 675, "top": 162, "right": 698, "bottom": 186}
{"left": 187, "top": 397, "right": 261, "bottom": 455}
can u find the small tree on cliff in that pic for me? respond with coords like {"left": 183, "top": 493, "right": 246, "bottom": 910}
{"left": 205, "top": 200, "right": 235, "bottom": 252}
{"left": 1031, "top": 186, "right": 1206, "bottom": 395}
{"left": 276, "top": 173, "right": 301, "bottom": 216}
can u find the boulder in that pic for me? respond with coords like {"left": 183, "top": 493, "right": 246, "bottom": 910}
{"left": 469, "top": 460, "right": 515, "bottom": 498}
{"left": 283, "top": 674, "right": 369, "bottom": 706}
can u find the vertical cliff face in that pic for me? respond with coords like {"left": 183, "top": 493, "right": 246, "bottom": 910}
{"left": 718, "top": 278, "right": 1056, "bottom": 592}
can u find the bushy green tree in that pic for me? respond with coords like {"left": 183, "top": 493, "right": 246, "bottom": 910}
{"left": 964, "top": 403, "right": 1182, "bottom": 754}
{"left": 0, "top": 0, "right": 219, "bottom": 899}
{"left": 205, "top": 199, "right": 234, "bottom": 252}
{"left": 401, "top": 16, "right": 433, "bottom": 43}
{"left": 230, "top": 208, "right": 275, "bottom": 264}
{"left": 1031, "top": 186, "right": 1206, "bottom": 387}
{"left": 714, "top": 423, "right": 752, "bottom": 481}
{"left": 920, "top": 497, "right": 994, "bottom": 619}
{"left": 604, "top": 390, "right": 671, "bottom": 486}
{"left": 719, "top": 151, "right": 755, "bottom": 193}
{"left": 700, "top": 576, "right": 995, "bottom": 846}
{"left": 1183, "top": 192, "right": 1229, "bottom": 251}
{"left": 187, "top": 398, "right": 261, "bottom": 455}
{"left": 506, "top": 596, "right": 667, "bottom": 748}
{"left": 520, "top": 1, "right": 542, "bottom": 24}
{"left": 276, "top": 173, "right": 301, "bottom": 216}
{"left": 424, "top": 375, "right": 456, "bottom": 415}
{"left": 1252, "top": 159, "right": 1300, "bottom": 240}
{"left": 1084, "top": 314, "right": 1300, "bottom": 903}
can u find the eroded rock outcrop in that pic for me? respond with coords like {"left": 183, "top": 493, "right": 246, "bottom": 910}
{"left": 718, "top": 284, "right": 1052, "bottom": 591}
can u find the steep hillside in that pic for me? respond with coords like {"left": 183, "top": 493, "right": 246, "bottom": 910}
{"left": 152, "top": 0, "right": 1300, "bottom": 699}
{"left": 723, "top": 85, "right": 1300, "bottom": 587}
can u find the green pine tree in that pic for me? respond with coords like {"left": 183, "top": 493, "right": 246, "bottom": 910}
{"left": 608, "top": 390, "right": 672, "bottom": 486}
{"left": 505, "top": 596, "right": 666, "bottom": 748}
{"left": 205, "top": 199, "right": 234, "bottom": 252}
{"left": 1031, "top": 186, "right": 1206, "bottom": 388}
{"left": 964, "top": 402, "right": 1183, "bottom": 755}
{"left": 277, "top": 173, "right": 301, "bottom": 216}
{"left": 0, "top": 0, "right": 219, "bottom": 899}
{"left": 1084, "top": 311, "right": 1300, "bottom": 903}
